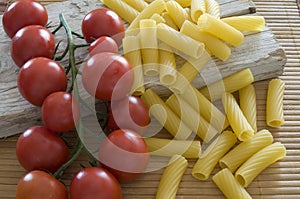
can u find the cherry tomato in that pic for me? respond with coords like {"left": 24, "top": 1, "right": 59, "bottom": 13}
{"left": 99, "top": 129, "right": 149, "bottom": 183}
{"left": 11, "top": 25, "right": 55, "bottom": 67}
{"left": 2, "top": 0, "right": 48, "bottom": 38}
{"left": 70, "top": 167, "right": 122, "bottom": 199}
{"left": 18, "top": 57, "right": 67, "bottom": 106}
{"left": 81, "top": 8, "right": 125, "bottom": 45}
{"left": 108, "top": 96, "right": 150, "bottom": 134}
{"left": 16, "top": 170, "right": 68, "bottom": 199}
{"left": 82, "top": 52, "right": 134, "bottom": 101}
{"left": 42, "top": 92, "right": 80, "bottom": 133}
{"left": 16, "top": 126, "right": 69, "bottom": 173}
{"left": 89, "top": 36, "right": 118, "bottom": 56}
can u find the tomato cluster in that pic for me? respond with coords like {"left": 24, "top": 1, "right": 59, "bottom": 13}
{"left": 3, "top": 1, "right": 150, "bottom": 198}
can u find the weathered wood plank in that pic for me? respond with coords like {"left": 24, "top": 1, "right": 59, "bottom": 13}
{"left": 0, "top": 0, "right": 285, "bottom": 137}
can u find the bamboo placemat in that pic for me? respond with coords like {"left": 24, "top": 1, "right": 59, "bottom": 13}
{"left": 1, "top": 0, "right": 300, "bottom": 198}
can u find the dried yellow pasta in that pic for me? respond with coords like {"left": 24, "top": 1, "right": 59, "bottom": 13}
{"left": 162, "top": 12, "right": 179, "bottom": 30}
{"left": 141, "top": 89, "right": 192, "bottom": 140}
{"left": 197, "top": 13, "right": 244, "bottom": 46}
{"left": 139, "top": 19, "right": 159, "bottom": 76}
{"left": 205, "top": 0, "right": 220, "bottom": 19}
{"left": 157, "top": 23, "right": 205, "bottom": 59}
{"left": 165, "top": 0, "right": 191, "bottom": 28}
{"left": 180, "top": 20, "right": 231, "bottom": 61}
{"left": 222, "top": 92, "right": 254, "bottom": 141}
{"left": 212, "top": 168, "right": 252, "bottom": 199}
{"left": 239, "top": 84, "right": 257, "bottom": 132}
{"left": 122, "top": 35, "right": 145, "bottom": 95}
{"left": 192, "top": 131, "right": 237, "bottom": 180}
{"left": 166, "top": 94, "right": 219, "bottom": 142}
{"left": 123, "top": 0, "right": 148, "bottom": 12}
{"left": 191, "top": 0, "right": 206, "bottom": 22}
{"left": 266, "top": 78, "right": 285, "bottom": 127}
{"left": 219, "top": 129, "right": 273, "bottom": 173}
{"left": 101, "top": 0, "right": 139, "bottom": 23}
{"left": 158, "top": 43, "right": 177, "bottom": 85}
{"left": 222, "top": 16, "right": 265, "bottom": 32}
{"left": 156, "top": 155, "right": 188, "bottom": 199}
{"left": 127, "top": 0, "right": 166, "bottom": 31}
{"left": 174, "top": 0, "right": 192, "bottom": 7}
{"left": 200, "top": 68, "right": 254, "bottom": 101}
{"left": 235, "top": 142, "right": 286, "bottom": 187}
{"left": 144, "top": 138, "right": 201, "bottom": 158}
{"left": 150, "top": 13, "right": 166, "bottom": 24}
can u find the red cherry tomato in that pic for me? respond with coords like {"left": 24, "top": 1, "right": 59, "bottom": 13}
{"left": 11, "top": 25, "right": 55, "bottom": 67}
{"left": 2, "top": 0, "right": 48, "bottom": 38}
{"left": 108, "top": 96, "right": 150, "bottom": 134}
{"left": 99, "top": 129, "right": 149, "bottom": 183}
{"left": 70, "top": 167, "right": 122, "bottom": 199}
{"left": 89, "top": 36, "right": 118, "bottom": 56}
{"left": 16, "top": 126, "right": 69, "bottom": 173}
{"left": 82, "top": 52, "right": 134, "bottom": 101}
{"left": 82, "top": 8, "right": 125, "bottom": 45}
{"left": 18, "top": 57, "right": 67, "bottom": 106}
{"left": 42, "top": 92, "right": 80, "bottom": 133}
{"left": 16, "top": 170, "right": 68, "bottom": 199}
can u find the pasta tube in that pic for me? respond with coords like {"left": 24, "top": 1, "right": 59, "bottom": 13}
{"left": 222, "top": 16, "right": 265, "bottom": 32}
{"left": 180, "top": 86, "right": 229, "bottom": 133}
{"left": 166, "top": 94, "right": 219, "bottom": 142}
{"left": 219, "top": 129, "right": 273, "bottom": 173}
{"left": 123, "top": 0, "right": 148, "bottom": 12}
{"left": 165, "top": 0, "right": 191, "bottom": 28}
{"left": 101, "top": 0, "right": 139, "bottom": 23}
{"left": 191, "top": 0, "right": 206, "bottom": 22}
{"left": 144, "top": 138, "right": 201, "bottom": 158}
{"left": 151, "top": 13, "right": 166, "bottom": 24}
{"left": 127, "top": 0, "right": 166, "bottom": 31}
{"left": 157, "top": 23, "right": 205, "bottom": 59}
{"left": 197, "top": 13, "right": 244, "bottom": 46}
{"left": 205, "top": 0, "right": 220, "bottom": 19}
{"left": 200, "top": 68, "right": 254, "bottom": 101}
{"left": 140, "top": 19, "right": 159, "bottom": 76}
{"left": 266, "top": 78, "right": 285, "bottom": 127}
{"left": 159, "top": 43, "right": 177, "bottom": 85}
{"left": 174, "top": 0, "right": 192, "bottom": 7}
{"left": 239, "top": 84, "right": 257, "bottom": 132}
{"left": 180, "top": 20, "right": 231, "bottom": 61}
{"left": 122, "top": 36, "right": 145, "bottom": 95}
{"left": 192, "top": 131, "right": 237, "bottom": 180}
{"left": 156, "top": 155, "right": 188, "bottom": 199}
{"left": 212, "top": 168, "right": 251, "bottom": 199}
{"left": 162, "top": 12, "right": 179, "bottom": 30}
{"left": 235, "top": 142, "right": 286, "bottom": 187}
{"left": 222, "top": 92, "right": 254, "bottom": 141}
{"left": 141, "top": 89, "right": 192, "bottom": 140}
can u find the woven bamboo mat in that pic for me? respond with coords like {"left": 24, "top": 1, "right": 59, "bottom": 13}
{"left": 1, "top": 0, "right": 300, "bottom": 198}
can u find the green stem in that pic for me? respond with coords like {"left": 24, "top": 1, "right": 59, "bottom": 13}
{"left": 52, "top": 22, "right": 63, "bottom": 35}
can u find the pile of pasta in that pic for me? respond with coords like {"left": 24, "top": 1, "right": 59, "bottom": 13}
{"left": 100, "top": 0, "right": 286, "bottom": 198}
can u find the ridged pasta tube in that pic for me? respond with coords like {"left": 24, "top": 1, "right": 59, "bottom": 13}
{"left": 235, "top": 142, "right": 286, "bottom": 187}
{"left": 123, "top": 0, "right": 148, "bottom": 12}
{"left": 191, "top": 0, "right": 206, "bottom": 22}
{"left": 165, "top": 0, "right": 191, "bottom": 28}
{"left": 222, "top": 92, "right": 254, "bottom": 141}
{"left": 156, "top": 155, "right": 188, "bottom": 199}
{"left": 192, "top": 131, "right": 237, "bottom": 180}
{"left": 219, "top": 129, "right": 273, "bottom": 173}
{"left": 205, "top": 0, "right": 220, "bottom": 19}
{"left": 158, "top": 43, "right": 177, "bottom": 85}
{"left": 222, "top": 16, "right": 265, "bottom": 32}
{"left": 212, "top": 168, "right": 251, "bottom": 199}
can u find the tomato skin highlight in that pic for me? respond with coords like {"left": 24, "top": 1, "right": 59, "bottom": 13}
{"left": 82, "top": 8, "right": 125, "bottom": 45}
{"left": 89, "top": 36, "right": 118, "bottom": 56}
{"left": 11, "top": 25, "right": 55, "bottom": 67}
{"left": 16, "top": 126, "right": 69, "bottom": 173}
{"left": 16, "top": 170, "right": 68, "bottom": 199}
{"left": 99, "top": 129, "right": 149, "bottom": 183}
{"left": 2, "top": 0, "right": 48, "bottom": 38}
{"left": 18, "top": 57, "right": 67, "bottom": 106}
{"left": 108, "top": 96, "right": 150, "bottom": 134}
{"left": 42, "top": 92, "right": 80, "bottom": 133}
{"left": 82, "top": 52, "right": 134, "bottom": 101}
{"left": 70, "top": 167, "right": 122, "bottom": 199}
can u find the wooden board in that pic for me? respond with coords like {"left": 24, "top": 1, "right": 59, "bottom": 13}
{"left": 0, "top": 0, "right": 286, "bottom": 137}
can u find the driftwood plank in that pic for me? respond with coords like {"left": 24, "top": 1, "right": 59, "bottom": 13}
{"left": 0, "top": 0, "right": 285, "bottom": 137}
